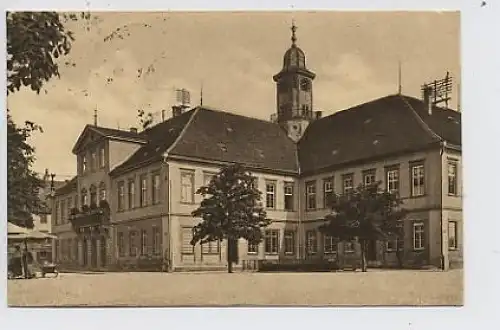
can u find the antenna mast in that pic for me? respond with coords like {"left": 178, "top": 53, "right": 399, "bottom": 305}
{"left": 398, "top": 61, "right": 402, "bottom": 94}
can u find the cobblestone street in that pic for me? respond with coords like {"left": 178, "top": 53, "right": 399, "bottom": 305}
{"left": 7, "top": 269, "right": 463, "bottom": 307}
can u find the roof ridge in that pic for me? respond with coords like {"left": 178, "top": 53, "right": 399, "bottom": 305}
{"left": 199, "top": 106, "right": 279, "bottom": 127}
{"left": 399, "top": 95, "right": 443, "bottom": 142}
{"left": 164, "top": 107, "right": 201, "bottom": 156}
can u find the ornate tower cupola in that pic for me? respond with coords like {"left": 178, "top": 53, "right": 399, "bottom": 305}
{"left": 273, "top": 21, "right": 316, "bottom": 142}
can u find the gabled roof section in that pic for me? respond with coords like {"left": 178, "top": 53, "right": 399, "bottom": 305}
{"left": 109, "top": 109, "right": 196, "bottom": 176}
{"left": 168, "top": 107, "right": 298, "bottom": 173}
{"left": 54, "top": 176, "right": 77, "bottom": 196}
{"left": 72, "top": 125, "right": 147, "bottom": 154}
{"left": 298, "top": 94, "right": 461, "bottom": 174}
{"left": 401, "top": 95, "right": 461, "bottom": 146}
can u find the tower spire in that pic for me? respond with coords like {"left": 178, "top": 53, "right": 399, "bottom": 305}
{"left": 200, "top": 82, "right": 204, "bottom": 106}
{"left": 291, "top": 19, "right": 297, "bottom": 46}
{"left": 93, "top": 106, "right": 98, "bottom": 126}
{"left": 398, "top": 60, "right": 402, "bottom": 94}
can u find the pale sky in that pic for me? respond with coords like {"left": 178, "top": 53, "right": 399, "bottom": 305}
{"left": 7, "top": 11, "right": 460, "bottom": 180}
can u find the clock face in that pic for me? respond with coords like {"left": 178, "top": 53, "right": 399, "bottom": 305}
{"left": 300, "top": 78, "right": 311, "bottom": 91}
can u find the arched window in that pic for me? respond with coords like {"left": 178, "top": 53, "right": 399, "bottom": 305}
{"left": 81, "top": 188, "right": 88, "bottom": 207}
{"left": 99, "top": 182, "right": 107, "bottom": 201}
{"left": 90, "top": 185, "right": 97, "bottom": 206}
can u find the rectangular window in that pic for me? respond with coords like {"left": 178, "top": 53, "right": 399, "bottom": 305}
{"left": 99, "top": 146, "right": 105, "bottom": 168}
{"left": 284, "top": 182, "right": 294, "bottom": 211}
{"left": 386, "top": 166, "right": 400, "bottom": 194}
{"left": 344, "top": 241, "right": 355, "bottom": 253}
{"left": 203, "top": 173, "right": 215, "bottom": 187}
{"left": 128, "top": 180, "right": 135, "bottom": 209}
{"left": 324, "top": 234, "right": 338, "bottom": 254}
{"left": 448, "top": 221, "right": 458, "bottom": 250}
{"left": 323, "top": 178, "right": 334, "bottom": 208}
{"left": 129, "top": 231, "right": 137, "bottom": 257}
{"left": 152, "top": 226, "right": 161, "bottom": 255}
{"left": 91, "top": 151, "right": 97, "bottom": 171}
{"left": 411, "top": 163, "right": 425, "bottom": 197}
{"left": 265, "top": 229, "right": 279, "bottom": 254}
{"left": 448, "top": 161, "right": 458, "bottom": 196}
{"left": 413, "top": 222, "right": 425, "bottom": 250}
{"left": 117, "top": 232, "right": 125, "bottom": 257}
{"left": 363, "top": 169, "right": 376, "bottom": 187}
{"left": 181, "top": 227, "right": 194, "bottom": 254}
{"left": 60, "top": 200, "right": 66, "bottom": 223}
{"left": 306, "top": 230, "right": 318, "bottom": 255}
{"left": 140, "top": 175, "right": 148, "bottom": 207}
{"left": 265, "top": 181, "right": 276, "bottom": 209}
{"left": 247, "top": 240, "right": 259, "bottom": 254}
{"left": 140, "top": 230, "right": 147, "bottom": 255}
{"left": 202, "top": 240, "right": 220, "bottom": 254}
{"left": 152, "top": 173, "right": 161, "bottom": 205}
{"left": 117, "top": 181, "right": 125, "bottom": 211}
{"left": 342, "top": 173, "right": 354, "bottom": 194}
{"left": 284, "top": 231, "right": 295, "bottom": 255}
{"left": 54, "top": 201, "right": 59, "bottom": 225}
{"left": 81, "top": 154, "right": 87, "bottom": 173}
{"left": 67, "top": 197, "right": 72, "bottom": 222}
{"left": 40, "top": 215, "right": 48, "bottom": 224}
{"left": 387, "top": 236, "right": 404, "bottom": 252}
{"left": 306, "top": 181, "right": 316, "bottom": 210}
{"left": 180, "top": 171, "right": 194, "bottom": 203}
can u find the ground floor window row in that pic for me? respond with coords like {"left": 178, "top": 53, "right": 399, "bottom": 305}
{"left": 178, "top": 222, "right": 448, "bottom": 256}
{"left": 117, "top": 226, "right": 162, "bottom": 258}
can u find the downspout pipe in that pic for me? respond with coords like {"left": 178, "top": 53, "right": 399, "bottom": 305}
{"left": 439, "top": 140, "right": 447, "bottom": 271}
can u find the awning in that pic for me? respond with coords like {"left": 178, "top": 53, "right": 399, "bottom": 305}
{"left": 7, "top": 222, "right": 30, "bottom": 234}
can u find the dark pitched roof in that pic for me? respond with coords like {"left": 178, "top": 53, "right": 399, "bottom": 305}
{"left": 72, "top": 125, "right": 147, "bottom": 154}
{"left": 168, "top": 107, "right": 299, "bottom": 173}
{"left": 298, "top": 94, "right": 461, "bottom": 174}
{"left": 402, "top": 95, "right": 461, "bottom": 146}
{"left": 109, "top": 109, "right": 196, "bottom": 176}
{"left": 108, "top": 94, "right": 461, "bottom": 177}
{"left": 54, "top": 177, "right": 77, "bottom": 196}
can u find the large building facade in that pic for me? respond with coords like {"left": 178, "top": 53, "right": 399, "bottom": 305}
{"left": 51, "top": 26, "right": 462, "bottom": 272}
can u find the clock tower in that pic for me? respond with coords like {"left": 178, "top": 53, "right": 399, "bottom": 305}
{"left": 273, "top": 22, "right": 316, "bottom": 142}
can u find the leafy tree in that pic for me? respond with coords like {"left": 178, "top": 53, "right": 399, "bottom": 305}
{"left": 319, "top": 181, "right": 407, "bottom": 272}
{"left": 6, "top": 12, "right": 82, "bottom": 227}
{"left": 6, "top": 12, "right": 79, "bottom": 94}
{"left": 7, "top": 112, "right": 46, "bottom": 228}
{"left": 191, "top": 164, "right": 270, "bottom": 273}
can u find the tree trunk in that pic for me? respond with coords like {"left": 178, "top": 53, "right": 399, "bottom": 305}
{"left": 361, "top": 240, "right": 368, "bottom": 272}
{"left": 227, "top": 240, "right": 233, "bottom": 273}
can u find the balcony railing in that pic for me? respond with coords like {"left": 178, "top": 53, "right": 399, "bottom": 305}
{"left": 69, "top": 200, "right": 110, "bottom": 232}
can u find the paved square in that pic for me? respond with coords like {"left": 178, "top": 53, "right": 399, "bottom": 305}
{"left": 7, "top": 269, "right": 463, "bottom": 306}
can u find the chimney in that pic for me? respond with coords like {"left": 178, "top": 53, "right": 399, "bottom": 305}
{"left": 172, "top": 105, "right": 183, "bottom": 117}
{"left": 130, "top": 127, "right": 138, "bottom": 134}
{"left": 423, "top": 86, "right": 433, "bottom": 115}
{"left": 315, "top": 111, "right": 322, "bottom": 119}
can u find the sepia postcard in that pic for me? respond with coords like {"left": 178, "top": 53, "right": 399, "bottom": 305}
{"left": 6, "top": 10, "right": 462, "bottom": 307}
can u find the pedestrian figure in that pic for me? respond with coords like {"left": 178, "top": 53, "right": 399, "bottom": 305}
{"left": 22, "top": 247, "right": 33, "bottom": 279}
{"left": 11, "top": 246, "right": 23, "bottom": 278}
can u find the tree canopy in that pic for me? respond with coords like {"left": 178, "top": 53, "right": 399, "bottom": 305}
{"left": 6, "top": 12, "right": 78, "bottom": 94}
{"left": 319, "top": 181, "right": 407, "bottom": 271}
{"left": 7, "top": 112, "right": 46, "bottom": 228}
{"left": 7, "top": 12, "right": 80, "bottom": 227}
{"left": 191, "top": 164, "right": 270, "bottom": 272}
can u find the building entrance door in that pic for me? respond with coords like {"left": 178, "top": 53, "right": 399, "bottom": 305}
{"left": 366, "top": 239, "right": 377, "bottom": 261}
{"left": 100, "top": 236, "right": 107, "bottom": 267}
{"left": 90, "top": 237, "right": 97, "bottom": 268}
{"left": 82, "top": 238, "right": 88, "bottom": 266}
